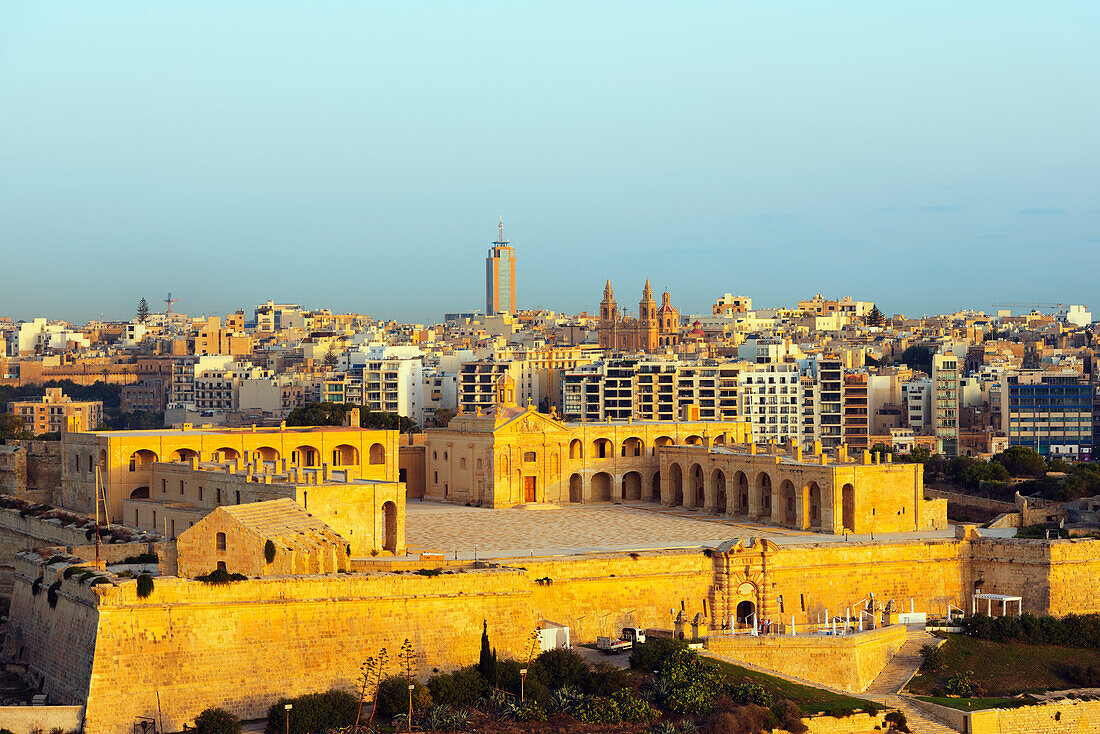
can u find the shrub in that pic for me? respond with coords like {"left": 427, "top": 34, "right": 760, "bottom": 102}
{"left": 45, "top": 555, "right": 67, "bottom": 566}
{"left": 121, "top": 552, "right": 159, "bottom": 565}
{"left": 62, "top": 566, "right": 82, "bottom": 580}
{"left": 588, "top": 660, "right": 632, "bottom": 697}
{"left": 78, "top": 570, "right": 97, "bottom": 585}
{"left": 31, "top": 577, "right": 43, "bottom": 596}
{"left": 824, "top": 706, "right": 856, "bottom": 718}
{"left": 529, "top": 648, "right": 589, "bottom": 692}
{"left": 376, "top": 675, "right": 432, "bottom": 718}
{"left": 194, "top": 707, "right": 242, "bottom": 734}
{"left": 548, "top": 686, "right": 584, "bottom": 714}
{"left": 420, "top": 703, "right": 470, "bottom": 731}
{"left": 660, "top": 648, "right": 725, "bottom": 716}
{"left": 945, "top": 671, "right": 979, "bottom": 698}
{"left": 427, "top": 666, "right": 486, "bottom": 708}
{"left": 572, "top": 695, "right": 621, "bottom": 724}
{"left": 1066, "top": 665, "right": 1100, "bottom": 687}
{"left": 728, "top": 679, "right": 773, "bottom": 708}
{"left": 196, "top": 568, "right": 248, "bottom": 585}
{"left": 264, "top": 540, "right": 276, "bottom": 564}
{"left": 265, "top": 690, "right": 358, "bottom": 734}
{"left": 612, "top": 687, "right": 659, "bottom": 724}
{"left": 136, "top": 574, "right": 155, "bottom": 598}
{"left": 631, "top": 636, "right": 690, "bottom": 671}
{"left": 700, "top": 705, "right": 771, "bottom": 734}
{"left": 496, "top": 659, "right": 551, "bottom": 707}
{"left": 414, "top": 568, "right": 442, "bottom": 577}
{"left": 47, "top": 581, "right": 61, "bottom": 608}
{"left": 884, "top": 710, "right": 910, "bottom": 732}
{"left": 770, "top": 699, "right": 807, "bottom": 734}
{"left": 919, "top": 643, "right": 944, "bottom": 670}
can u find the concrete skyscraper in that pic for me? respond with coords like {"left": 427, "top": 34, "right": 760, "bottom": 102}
{"left": 485, "top": 217, "right": 516, "bottom": 316}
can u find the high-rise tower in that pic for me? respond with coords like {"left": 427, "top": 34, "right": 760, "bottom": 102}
{"left": 485, "top": 218, "right": 516, "bottom": 316}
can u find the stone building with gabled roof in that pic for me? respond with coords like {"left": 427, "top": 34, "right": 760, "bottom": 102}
{"left": 175, "top": 498, "right": 351, "bottom": 578}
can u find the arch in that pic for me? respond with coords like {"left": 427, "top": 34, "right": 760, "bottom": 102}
{"left": 808, "top": 482, "right": 822, "bottom": 528}
{"left": 215, "top": 447, "right": 239, "bottom": 462}
{"left": 170, "top": 448, "right": 199, "bottom": 463}
{"left": 621, "top": 436, "right": 644, "bottom": 458}
{"left": 669, "top": 463, "right": 684, "bottom": 506}
{"left": 652, "top": 471, "right": 661, "bottom": 502}
{"left": 842, "top": 483, "right": 855, "bottom": 531}
{"left": 622, "top": 471, "right": 642, "bottom": 501}
{"left": 712, "top": 469, "right": 727, "bottom": 515}
{"left": 735, "top": 599, "right": 756, "bottom": 627}
{"left": 128, "top": 449, "right": 158, "bottom": 472}
{"left": 734, "top": 471, "right": 749, "bottom": 515}
{"left": 383, "top": 501, "right": 398, "bottom": 552}
{"left": 712, "top": 433, "right": 727, "bottom": 446}
{"left": 293, "top": 445, "right": 319, "bottom": 467}
{"left": 755, "top": 472, "right": 772, "bottom": 518}
{"left": 690, "top": 463, "right": 705, "bottom": 508}
{"left": 256, "top": 446, "right": 279, "bottom": 462}
{"left": 331, "top": 444, "right": 358, "bottom": 466}
{"left": 499, "top": 454, "right": 509, "bottom": 477}
{"left": 591, "top": 472, "right": 612, "bottom": 502}
{"left": 685, "top": 434, "right": 704, "bottom": 446}
{"left": 569, "top": 473, "right": 583, "bottom": 503}
{"left": 129, "top": 486, "right": 150, "bottom": 499}
{"left": 569, "top": 439, "right": 584, "bottom": 460}
{"left": 369, "top": 443, "right": 386, "bottom": 465}
{"left": 592, "top": 438, "right": 613, "bottom": 459}
{"left": 780, "top": 479, "right": 797, "bottom": 525}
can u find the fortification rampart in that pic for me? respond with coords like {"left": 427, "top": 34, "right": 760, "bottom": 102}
{"left": 0, "top": 509, "right": 91, "bottom": 603}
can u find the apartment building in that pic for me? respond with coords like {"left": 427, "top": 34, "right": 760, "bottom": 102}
{"left": 842, "top": 372, "right": 869, "bottom": 449}
{"left": 1001, "top": 370, "right": 1094, "bottom": 458}
{"left": 459, "top": 360, "right": 538, "bottom": 414}
{"left": 8, "top": 387, "right": 102, "bottom": 434}
{"left": 903, "top": 378, "right": 932, "bottom": 432}
{"left": 932, "top": 353, "right": 960, "bottom": 456}
{"left": 737, "top": 363, "right": 802, "bottom": 445}
{"left": 817, "top": 355, "right": 844, "bottom": 449}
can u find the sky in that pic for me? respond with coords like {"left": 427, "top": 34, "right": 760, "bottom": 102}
{"left": 1, "top": 2, "right": 1098, "bottom": 325}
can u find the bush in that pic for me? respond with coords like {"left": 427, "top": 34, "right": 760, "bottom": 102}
{"left": 884, "top": 710, "right": 910, "bottom": 732}
{"left": 824, "top": 706, "right": 856, "bottom": 718}
{"left": 496, "top": 659, "right": 550, "bottom": 707}
{"left": 196, "top": 568, "right": 248, "bottom": 585}
{"left": 136, "top": 574, "right": 154, "bottom": 598}
{"left": 770, "top": 699, "right": 807, "bottom": 734}
{"left": 945, "top": 671, "right": 979, "bottom": 698}
{"left": 572, "top": 694, "right": 622, "bottom": 724}
{"left": 1066, "top": 664, "right": 1100, "bottom": 687}
{"left": 62, "top": 566, "right": 82, "bottom": 580}
{"left": 588, "top": 660, "right": 633, "bottom": 696}
{"left": 611, "top": 687, "right": 659, "bottom": 724}
{"left": 919, "top": 643, "right": 944, "bottom": 670}
{"left": 376, "top": 675, "right": 432, "bottom": 719}
{"left": 194, "top": 707, "right": 241, "bottom": 734}
{"left": 121, "top": 552, "right": 159, "bottom": 564}
{"left": 631, "top": 637, "right": 690, "bottom": 671}
{"left": 700, "top": 705, "right": 771, "bottom": 734}
{"left": 728, "top": 679, "right": 773, "bottom": 708}
{"left": 427, "top": 666, "right": 486, "bottom": 708}
{"left": 31, "top": 577, "right": 43, "bottom": 596}
{"left": 529, "top": 648, "right": 589, "bottom": 692}
{"left": 265, "top": 690, "right": 358, "bottom": 734}
{"left": 962, "top": 612, "right": 1100, "bottom": 649}
{"left": 660, "top": 648, "right": 725, "bottom": 716}
{"left": 47, "top": 581, "right": 61, "bottom": 608}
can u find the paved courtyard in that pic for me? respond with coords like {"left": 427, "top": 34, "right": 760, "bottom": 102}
{"left": 401, "top": 501, "right": 973, "bottom": 560}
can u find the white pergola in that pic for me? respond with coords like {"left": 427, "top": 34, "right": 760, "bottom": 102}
{"left": 972, "top": 592, "right": 1023, "bottom": 617}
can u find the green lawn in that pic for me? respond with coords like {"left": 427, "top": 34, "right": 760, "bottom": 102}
{"left": 709, "top": 658, "right": 878, "bottom": 715}
{"left": 908, "top": 634, "right": 1100, "bottom": 697}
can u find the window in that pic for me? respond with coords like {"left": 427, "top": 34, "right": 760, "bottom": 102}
{"left": 460, "top": 458, "right": 466, "bottom": 469}
{"left": 216, "top": 532, "right": 226, "bottom": 551}
{"left": 235, "top": 491, "right": 240, "bottom": 504}
{"left": 75, "top": 455, "right": 80, "bottom": 471}
{"left": 523, "top": 451, "right": 536, "bottom": 462}
{"left": 199, "top": 487, "right": 204, "bottom": 501}
{"left": 161, "top": 479, "right": 166, "bottom": 494}
{"left": 216, "top": 488, "right": 222, "bottom": 504}
{"left": 180, "top": 480, "right": 184, "bottom": 495}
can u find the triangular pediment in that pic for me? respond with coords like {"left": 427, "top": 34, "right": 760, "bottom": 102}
{"left": 493, "top": 409, "right": 572, "bottom": 435}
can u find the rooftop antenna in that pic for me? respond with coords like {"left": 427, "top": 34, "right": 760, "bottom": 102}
{"left": 494, "top": 216, "right": 508, "bottom": 246}
{"left": 164, "top": 292, "right": 178, "bottom": 314}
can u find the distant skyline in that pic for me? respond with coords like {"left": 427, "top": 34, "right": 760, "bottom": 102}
{"left": 2, "top": 2, "right": 1098, "bottom": 324}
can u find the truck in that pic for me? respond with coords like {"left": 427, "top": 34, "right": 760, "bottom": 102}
{"left": 596, "top": 627, "right": 647, "bottom": 654}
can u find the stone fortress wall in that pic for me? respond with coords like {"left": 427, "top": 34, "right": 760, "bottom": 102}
{"left": 7, "top": 534, "right": 1100, "bottom": 734}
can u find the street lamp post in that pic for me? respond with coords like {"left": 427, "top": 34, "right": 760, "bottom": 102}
{"left": 519, "top": 668, "right": 528, "bottom": 702}
{"left": 284, "top": 703, "right": 292, "bottom": 734}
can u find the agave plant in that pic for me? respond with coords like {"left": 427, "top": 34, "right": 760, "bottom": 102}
{"left": 644, "top": 675, "right": 674, "bottom": 704}
{"left": 548, "top": 685, "right": 584, "bottom": 714}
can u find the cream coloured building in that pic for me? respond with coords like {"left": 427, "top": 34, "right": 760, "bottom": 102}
{"left": 421, "top": 375, "right": 752, "bottom": 507}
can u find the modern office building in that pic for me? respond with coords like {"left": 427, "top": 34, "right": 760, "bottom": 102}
{"left": 485, "top": 218, "right": 516, "bottom": 316}
{"left": 1001, "top": 371, "right": 1093, "bottom": 459}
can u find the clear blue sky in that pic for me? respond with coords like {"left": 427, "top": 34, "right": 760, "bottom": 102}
{"left": 2, "top": 2, "right": 1097, "bottom": 324}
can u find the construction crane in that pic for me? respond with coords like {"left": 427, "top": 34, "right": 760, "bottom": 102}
{"left": 992, "top": 301, "right": 1064, "bottom": 313}
{"left": 164, "top": 292, "right": 178, "bottom": 314}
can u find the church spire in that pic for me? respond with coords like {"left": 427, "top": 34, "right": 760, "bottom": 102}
{"left": 642, "top": 278, "right": 653, "bottom": 300}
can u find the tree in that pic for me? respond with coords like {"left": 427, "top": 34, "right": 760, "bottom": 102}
{"left": 899, "top": 345, "right": 933, "bottom": 374}
{"left": 0, "top": 413, "right": 32, "bottom": 442}
{"left": 478, "top": 620, "right": 497, "bottom": 685}
{"left": 193, "top": 707, "right": 241, "bottom": 734}
{"left": 865, "top": 304, "right": 884, "bottom": 327}
{"left": 136, "top": 297, "right": 150, "bottom": 323}
{"left": 322, "top": 343, "right": 339, "bottom": 371}
{"left": 994, "top": 446, "right": 1047, "bottom": 478}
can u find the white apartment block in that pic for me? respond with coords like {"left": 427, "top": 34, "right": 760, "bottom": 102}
{"left": 737, "top": 364, "right": 803, "bottom": 446}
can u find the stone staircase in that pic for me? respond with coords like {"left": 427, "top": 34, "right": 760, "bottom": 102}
{"left": 863, "top": 627, "right": 960, "bottom": 733}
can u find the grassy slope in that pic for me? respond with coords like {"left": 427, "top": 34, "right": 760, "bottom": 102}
{"left": 710, "top": 658, "right": 877, "bottom": 714}
{"left": 908, "top": 634, "right": 1100, "bottom": 697}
